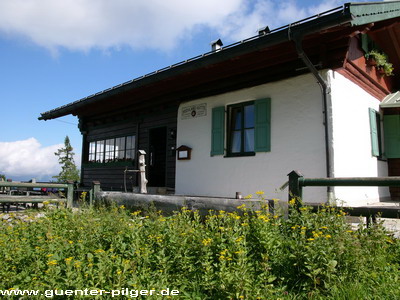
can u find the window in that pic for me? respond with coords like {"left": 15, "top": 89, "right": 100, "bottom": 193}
{"left": 87, "top": 135, "right": 136, "bottom": 164}
{"left": 126, "top": 136, "right": 136, "bottom": 160}
{"left": 88, "top": 142, "right": 96, "bottom": 162}
{"left": 228, "top": 101, "right": 255, "bottom": 156}
{"left": 211, "top": 98, "right": 271, "bottom": 156}
{"left": 105, "top": 139, "right": 115, "bottom": 163}
{"left": 369, "top": 108, "right": 382, "bottom": 158}
{"left": 96, "top": 140, "right": 105, "bottom": 163}
{"left": 115, "top": 137, "right": 126, "bottom": 161}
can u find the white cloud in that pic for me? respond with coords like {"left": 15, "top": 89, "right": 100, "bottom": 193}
{"left": 0, "top": 0, "right": 243, "bottom": 52}
{"left": 0, "top": 0, "right": 352, "bottom": 53}
{"left": 0, "top": 138, "right": 65, "bottom": 180}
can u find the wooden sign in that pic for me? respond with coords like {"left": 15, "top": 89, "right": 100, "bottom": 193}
{"left": 181, "top": 103, "right": 207, "bottom": 120}
{"left": 177, "top": 145, "right": 192, "bottom": 160}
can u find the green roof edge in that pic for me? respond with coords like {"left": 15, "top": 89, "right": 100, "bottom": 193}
{"left": 349, "top": 1, "right": 400, "bottom": 26}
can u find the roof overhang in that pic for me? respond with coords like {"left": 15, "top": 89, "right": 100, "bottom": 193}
{"left": 380, "top": 91, "right": 400, "bottom": 108}
{"left": 39, "top": 1, "right": 400, "bottom": 121}
{"left": 349, "top": 1, "right": 400, "bottom": 26}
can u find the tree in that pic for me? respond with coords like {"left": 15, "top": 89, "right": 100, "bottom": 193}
{"left": 0, "top": 174, "right": 5, "bottom": 181}
{"left": 53, "top": 136, "right": 80, "bottom": 182}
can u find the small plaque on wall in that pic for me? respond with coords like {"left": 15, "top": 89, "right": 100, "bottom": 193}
{"left": 181, "top": 103, "right": 207, "bottom": 120}
{"left": 177, "top": 145, "right": 192, "bottom": 160}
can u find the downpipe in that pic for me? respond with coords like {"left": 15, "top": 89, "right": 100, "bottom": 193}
{"left": 290, "top": 34, "right": 335, "bottom": 204}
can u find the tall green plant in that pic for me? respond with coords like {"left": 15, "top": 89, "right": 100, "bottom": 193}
{"left": 53, "top": 136, "right": 80, "bottom": 182}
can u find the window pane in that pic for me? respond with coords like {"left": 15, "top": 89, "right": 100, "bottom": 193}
{"left": 244, "top": 105, "right": 255, "bottom": 128}
{"left": 231, "top": 131, "right": 241, "bottom": 153}
{"left": 231, "top": 108, "right": 242, "bottom": 130}
{"left": 88, "top": 142, "right": 96, "bottom": 162}
{"left": 115, "top": 137, "right": 125, "bottom": 160}
{"left": 244, "top": 129, "right": 255, "bottom": 152}
{"left": 105, "top": 139, "right": 115, "bottom": 162}
{"left": 126, "top": 136, "right": 135, "bottom": 160}
{"left": 96, "top": 140, "right": 104, "bottom": 163}
{"left": 126, "top": 136, "right": 135, "bottom": 150}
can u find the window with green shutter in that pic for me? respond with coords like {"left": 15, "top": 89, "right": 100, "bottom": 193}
{"left": 227, "top": 101, "right": 255, "bottom": 156}
{"left": 211, "top": 106, "right": 225, "bottom": 156}
{"left": 211, "top": 98, "right": 271, "bottom": 157}
{"left": 383, "top": 115, "right": 400, "bottom": 158}
{"left": 255, "top": 98, "right": 271, "bottom": 152}
{"left": 369, "top": 108, "right": 382, "bottom": 158}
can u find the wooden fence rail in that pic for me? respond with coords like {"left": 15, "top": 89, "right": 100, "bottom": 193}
{"left": 288, "top": 170, "right": 400, "bottom": 226}
{"left": 0, "top": 181, "right": 74, "bottom": 210}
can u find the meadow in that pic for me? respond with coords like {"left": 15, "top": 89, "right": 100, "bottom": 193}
{"left": 0, "top": 197, "right": 399, "bottom": 299}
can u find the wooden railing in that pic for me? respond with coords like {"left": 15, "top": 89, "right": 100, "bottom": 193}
{"left": 0, "top": 181, "right": 74, "bottom": 211}
{"left": 288, "top": 170, "right": 400, "bottom": 226}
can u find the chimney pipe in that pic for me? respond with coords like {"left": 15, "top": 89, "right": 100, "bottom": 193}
{"left": 258, "top": 26, "right": 271, "bottom": 36}
{"left": 210, "top": 39, "right": 223, "bottom": 52}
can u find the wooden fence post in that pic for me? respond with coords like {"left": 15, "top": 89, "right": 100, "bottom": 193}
{"left": 66, "top": 181, "right": 74, "bottom": 208}
{"left": 91, "top": 181, "right": 101, "bottom": 205}
{"left": 288, "top": 170, "right": 304, "bottom": 208}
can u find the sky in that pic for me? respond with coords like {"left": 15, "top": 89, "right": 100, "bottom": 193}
{"left": 0, "top": 0, "right": 376, "bottom": 181}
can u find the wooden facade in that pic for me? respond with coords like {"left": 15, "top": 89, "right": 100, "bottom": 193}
{"left": 80, "top": 104, "right": 178, "bottom": 191}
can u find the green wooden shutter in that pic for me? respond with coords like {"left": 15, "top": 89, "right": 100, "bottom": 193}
{"left": 384, "top": 115, "right": 400, "bottom": 158}
{"left": 211, "top": 106, "right": 225, "bottom": 156}
{"left": 255, "top": 98, "right": 271, "bottom": 152}
{"left": 369, "top": 108, "right": 380, "bottom": 157}
{"left": 361, "top": 34, "right": 369, "bottom": 53}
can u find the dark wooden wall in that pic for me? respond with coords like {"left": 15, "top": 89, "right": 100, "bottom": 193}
{"left": 81, "top": 105, "right": 178, "bottom": 191}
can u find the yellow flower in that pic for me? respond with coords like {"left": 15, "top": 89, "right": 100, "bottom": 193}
{"left": 119, "top": 205, "right": 125, "bottom": 209}
{"left": 68, "top": 240, "right": 74, "bottom": 244}
{"left": 65, "top": 257, "right": 74, "bottom": 263}
{"left": 202, "top": 238, "right": 212, "bottom": 246}
{"left": 236, "top": 204, "right": 246, "bottom": 210}
{"left": 325, "top": 235, "right": 332, "bottom": 239}
{"left": 235, "top": 237, "right": 243, "bottom": 243}
{"left": 47, "top": 260, "right": 58, "bottom": 266}
{"left": 307, "top": 238, "right": 315, "bottom": 241}
{"left": 74, "top": 261, "right": 82, "bottom": 268}
{"left": 244, "top": 194, "right": 253, "bottom": 199}
{"left": 256, "top": 190, "right": 265, "bottom": 196}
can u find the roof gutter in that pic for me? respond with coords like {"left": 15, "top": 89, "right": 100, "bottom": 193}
{"left": 289, "top": 30, "right": 336, "bottom": 204}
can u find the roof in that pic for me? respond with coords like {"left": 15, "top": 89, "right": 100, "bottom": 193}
{"left": 39, "top": 1, "right": 400, "bottom": 121}
{"left": 380, "top": 91, "right": 400, "bottom": 108}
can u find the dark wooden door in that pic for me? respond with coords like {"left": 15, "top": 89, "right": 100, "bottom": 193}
{"left": 148, "top": 127, "right": 167, "bottom": 187}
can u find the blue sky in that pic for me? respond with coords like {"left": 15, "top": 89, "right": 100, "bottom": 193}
{"left": 0, "top": 0, "right": 373, "bottom": 181}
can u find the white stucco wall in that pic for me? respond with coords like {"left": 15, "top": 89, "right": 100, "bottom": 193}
{"left": 175, "top": 73, "right": 327, "bottom": 202}
{"left": 329, "top": 71, "right": 389, "bottom": 206}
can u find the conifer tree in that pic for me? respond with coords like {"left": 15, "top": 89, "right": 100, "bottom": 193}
{"left": 53, "top": 136, "right": 80, "bottom": 182}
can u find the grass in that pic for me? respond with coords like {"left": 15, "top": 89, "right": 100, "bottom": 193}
{"left": 0, "top": 199, "right": 399, "bottom": 299}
